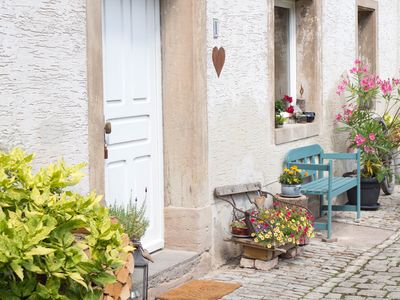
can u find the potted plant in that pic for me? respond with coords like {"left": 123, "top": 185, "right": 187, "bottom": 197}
{"left": 250, "top": 203, "right": 315, "bottom": 249}
{"left": 109, "top": 196, "right": 153, "bottom": 299}
{"left": 275, "top": 95, "right": 293, "bottom": 127}
{"left": 275, "top": 114, "right": 286, "bottom": 128}
{"left": 0, "top": 148, "right": 132, "bottom": 299}
{"left": 230, "top": 219, "right": 250, "bottom": 237}
{"left": 335, "top": 59, "right": 400, "bottom": 208}
{"left": 279, "top": 165, "right": 307, "bottom": 196}
{"left": 109, "top": 197, "right": 149, "bottom": 243}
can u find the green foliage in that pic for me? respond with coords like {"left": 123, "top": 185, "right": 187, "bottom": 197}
{"left": 275, "top": 115, "right": 286, "bottom": 125}
{"left": 0, "top": 148, "right": 132, "bottom": 299}
{"left": 109, "top": 197, "right": 149, "bottom": 241}
{"left": 275, "top": 99, "right": 285, "bottom": 114}
{"left": 230, "top": 219, "right": 247, "bottom": 229}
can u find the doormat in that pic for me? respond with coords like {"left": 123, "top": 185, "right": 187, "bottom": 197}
{"left": 156, "top": 279, "right": 241, "bottom": 300}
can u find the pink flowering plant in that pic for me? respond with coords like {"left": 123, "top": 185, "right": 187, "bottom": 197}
{"left": 250, "top": 203, "right": 315, "bottom": 248}
{"left": 335, "top": 59, "right": 400, "bottom": 181}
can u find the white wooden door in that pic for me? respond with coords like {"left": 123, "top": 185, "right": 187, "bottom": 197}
{"left": 102, "top": 0, "right": 163, "bottom": 252}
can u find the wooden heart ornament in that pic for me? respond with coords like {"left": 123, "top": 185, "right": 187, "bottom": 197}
{"left": 212, "top": 47, "right": 225, "bottom": 78}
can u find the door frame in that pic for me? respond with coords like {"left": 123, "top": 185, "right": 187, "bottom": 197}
{"left": 87, "top": 0, "right": 105, "bottom": 198}
{"left": 87, "top": 0, "right": 210, "bottom": 253}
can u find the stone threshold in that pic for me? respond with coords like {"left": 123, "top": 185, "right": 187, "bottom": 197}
{"left": 275, "top": 122, "right": 319, "bottom": 145}
{"left": 148, "top": 249, "right": 211, "bottom": 299}
{"left": 149, "top": 249, "right": 201, "bottom": 283}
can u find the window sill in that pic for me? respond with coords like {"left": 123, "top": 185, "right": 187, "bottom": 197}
{"left": 275, "top": 122, "right": 319, "bottom": 145}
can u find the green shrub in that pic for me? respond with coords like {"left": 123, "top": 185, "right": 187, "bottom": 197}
{"left": 0, "top": 148, "right": 132, "bottom": 299}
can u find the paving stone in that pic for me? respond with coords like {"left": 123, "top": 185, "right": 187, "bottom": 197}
{"left": 385, "top": 285, "right": 400, "bottom": 292}
{"left": 313, "top": 286, "right": 332, "bottom": 293}
{"left": 324, "top": 293, "right": 342, "bottom": 299}
{"left": 356, "top": 283, "right": 385, "bottom": 290}
{"left": 344, "top": 296, "right": 366, "bottom": 300}
{"left": 387, "top": 292, "right": 400, "bottom": 299}
{"left": 357, "top": 289, "right": 388, "bottom": 298}
{"left": 332, "top": 287, "right": 358, "bottom": 294}
{"left": 303, "top": 292, "right": 326, "bottom": 299}
{"left": 339, "top": 281, "right": 356, "bottom": 287}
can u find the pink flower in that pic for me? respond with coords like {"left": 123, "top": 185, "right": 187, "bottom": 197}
{"left": 393, "top": 78, "right": 400, "bottom": 85}
{"left": 362, "top": 65, "right": 369, "bottom": 72}
{"left": 360, "top": 75, "right": 378, "bottom": 91}
{"left": 380, "top": 79, "right": 393, "bottom": 95}
{"left": 363, "top": 146, "right": 374, "bottom": 153}
{"left": 336, "top": 79, "right": 348, "bottom": 95}
{"left": 369, "top": 133, "right": 376, "bottom": 141}
{"left": 354, "top": 134, "right": 367, "bottom": 147}
{"left": 354, "top": 59, "right": 362, "bottom": 65}
{"left": 336, "top": 113, "right": 342, "bottom": 121}
{"left": 344, "top": 109, "right": 353, "bottom": 116}
{"left": 350, "top": 67, "right": 358, "bottom": 74}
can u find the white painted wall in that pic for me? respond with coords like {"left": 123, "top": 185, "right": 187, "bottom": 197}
{"left": 207, "top": 0, "right": 400, "bottom": 265}
{"left": 378, "top": 0, "right": 400, "bottom": 79}
{"left": 0, "top": 0, "right": 89, "bottom": 191}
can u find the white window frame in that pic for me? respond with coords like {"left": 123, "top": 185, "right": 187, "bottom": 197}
{"left": 274, "top": 0, "right": 296, "bottom": 101}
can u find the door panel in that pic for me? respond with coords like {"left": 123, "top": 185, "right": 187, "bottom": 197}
{"left": 102, "top": 0, "right": 163, "bottom": 252}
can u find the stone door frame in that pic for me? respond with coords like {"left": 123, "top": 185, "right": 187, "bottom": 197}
{"left": 86, "top": 0, "right": 210, "bottom": 253}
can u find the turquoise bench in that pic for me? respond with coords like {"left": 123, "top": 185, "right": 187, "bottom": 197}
{"left": 284, "top": 144, "right": 361, "bottom": 241}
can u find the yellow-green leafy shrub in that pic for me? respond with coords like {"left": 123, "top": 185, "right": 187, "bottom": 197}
{"left": 0, "top": 148, "right": 131, "bottom": 300}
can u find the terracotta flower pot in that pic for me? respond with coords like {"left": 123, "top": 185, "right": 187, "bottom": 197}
{"left": 231, "top": 227, "right": 249, "bottom": 236}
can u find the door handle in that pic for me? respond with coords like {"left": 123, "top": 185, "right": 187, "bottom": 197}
{"left": 104, "top": 122, "right": 112, "bottom": 134}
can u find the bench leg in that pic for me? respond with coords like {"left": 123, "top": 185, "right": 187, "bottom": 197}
{"left": 322, "top": 192, "right": 337, "bottom": 243}
{"left": 319, "top": 195, "right": 324, "bottom": 217}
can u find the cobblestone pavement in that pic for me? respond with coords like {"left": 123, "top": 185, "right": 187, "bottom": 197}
{"left": 204, "top": 191, "right": 400, "bottom": 299}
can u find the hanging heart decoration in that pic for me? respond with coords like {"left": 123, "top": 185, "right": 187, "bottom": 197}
{"left": 212, "top": 46, "right": 225, "bottom": 78}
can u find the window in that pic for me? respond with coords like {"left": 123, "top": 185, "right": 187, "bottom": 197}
{"left": 274, "top": 0, "right": 296, "bottom": 101}
{"left": 273, "top": 0, "right": 322, "bottom": 144}
{"left": 357, "top": 2, "right": 377, "bottom": 73}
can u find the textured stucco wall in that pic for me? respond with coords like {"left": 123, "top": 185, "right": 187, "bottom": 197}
{"left": 377, "top": 0, "right": 400, "bottom": 79}
{"left": 207, "top": 0, "right": 400, "bottom": 265}
{"left": 0, "top": 1, "right": 89, "bottom": 191}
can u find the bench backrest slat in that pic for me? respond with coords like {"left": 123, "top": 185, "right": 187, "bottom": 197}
{"left": 284, "top": 144, "right": 324, "bottom": 182}
{"left": 214, "top": 182, "right": 262, "bottom": 197}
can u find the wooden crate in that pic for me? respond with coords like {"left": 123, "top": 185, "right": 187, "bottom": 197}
{"left": 225, "top": 237, "right": 295, "bottom": 261}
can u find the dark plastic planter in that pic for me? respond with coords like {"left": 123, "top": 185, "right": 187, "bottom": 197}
{"left": 343, "top": 172, "right": 380, "bottom": 210}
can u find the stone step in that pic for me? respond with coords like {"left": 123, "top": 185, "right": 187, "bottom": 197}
{"left": 148, "top": 249, "right": 211, "bottom": 299}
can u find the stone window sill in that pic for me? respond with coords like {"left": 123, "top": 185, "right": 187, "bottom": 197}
{"left": 275, "top": 122, "right": 319, "bottom": 145}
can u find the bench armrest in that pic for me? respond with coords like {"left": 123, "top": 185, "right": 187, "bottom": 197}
{"left": 322, "top": 152, "right": 357, "bottom": 160}
{"left": 287, "top": 162, "right": 331, "bottom": 171}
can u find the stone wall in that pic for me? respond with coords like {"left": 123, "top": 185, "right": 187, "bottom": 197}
{"left": 207, "top": 0, "right": 400, "bottom": 265}
{"left": 0, "top": 0, "right": 89, "bottom": 191}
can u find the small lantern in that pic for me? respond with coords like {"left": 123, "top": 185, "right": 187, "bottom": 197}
{"left": 131, "top": 242, "right": 149, "bottom": 300}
